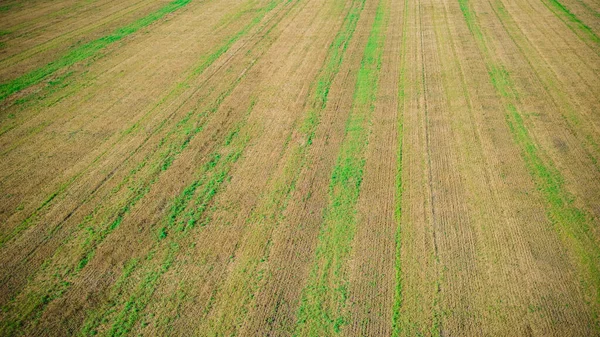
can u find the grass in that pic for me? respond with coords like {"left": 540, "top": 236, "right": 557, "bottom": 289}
{"left": 0, "top": 50, "right": 256, "bottom": 337}
{"left": 294, "top": 0, "right": 387, "bottom": 334}
{"left": 542, "top": 0, "right": 600, "bottom": 46}
{"left": 1, "top": 0, "right": 283, "bottom": 250}
{"left": 80, "top": 101, "right": 255, "bottom": 336}
{"left": 106, "top": 242, "right": 179, "bottom": 337}
{"left": 78, "top": 258, "right": 140, "bottom": 336}
{"left": 158, "top": 101, "right": 256, "bottom": 239}
{"left": 0, "top": 0, "right": 192, "bottom": 102}
{"left": 392, "top": 0, "right": 409, "bottom": 335}
{"left": 0, "top": 0, "right": 289, "bottom": 332}
{"left": 459, "top": 0, "right": 600, "bottom": 323}
{"left": 198, "top": 0, "right": 366, "bottom": 334}
{"left": 0, "top": 0, "right": 280, "bottom": 260}
{"left": 489, "top": 0, "right": 600, "bottom": 172}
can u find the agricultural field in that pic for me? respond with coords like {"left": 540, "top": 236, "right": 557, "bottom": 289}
{"left": 0, "top": 0, "right": 599, "bottom": 335}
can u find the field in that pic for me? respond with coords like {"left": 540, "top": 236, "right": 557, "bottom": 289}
{"left": 0, "top": 0, "right": 599, "bottom": 335}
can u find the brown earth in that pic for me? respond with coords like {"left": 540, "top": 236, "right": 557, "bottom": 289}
{"left": 0, "top": 0, "right": 598, "bottom": 335}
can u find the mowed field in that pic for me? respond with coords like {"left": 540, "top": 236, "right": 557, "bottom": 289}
{"left": 0, "top": 0, "right": 599, "bottom": 335}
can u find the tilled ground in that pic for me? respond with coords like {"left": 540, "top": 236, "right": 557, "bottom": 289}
{"left": 0, "top": 0, "right": 598, "bottom": 335}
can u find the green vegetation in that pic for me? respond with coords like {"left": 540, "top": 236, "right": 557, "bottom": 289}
{"left": 78, "top": 258, "right": 140, "bottom": 336}
{"left": 459, "top": 0, "right": 600, "bottom": 319}
{"left": 0, "top": 0, "right": 192, "bottom": 102}
{"left": 294, "top": 1, "right": 387, "bottom": 334}
{"left": 107, "top": 243, "right": 178, "bottom": 337}
{"left": 0, "top": 81, "right": 246, "bottom": 336}
{"left": 0, "top": 54, "right": 256, "bottom": 337}
{"left": 542, "top": 0, "right": 600, "bottom": 46}
{"left": 1, "top": 0, "right": 281, "bottom": 253}
{"left": 2, "top": 0, "right": 283, "bottom": 250}
{"left": 392, "top": 0, "right": 409, "bottom": 335}
{"left": 0, "top": 4, "right": 14, "bottom": 12}
{"left": 0, "top": 0, "right": 289, "bottom": 332}
{"left": 81, "top": 101, "right": 255, "bottom": 336}
{"left": 200, "top": 0, "right": 366, "bottom": 333}
{"left": 490, "top": 0, "right": 600, "bottom": 172}
{"left": 303, "top": 0, "right": 365, "bottom": 144}
{"left": 158, "top": 101, "right": 255, "bottom": 240}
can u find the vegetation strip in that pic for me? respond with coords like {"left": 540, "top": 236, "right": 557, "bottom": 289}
{"left": 293, "top": 0, "right": 387, "bottom": 334}
{"left": 0, "top": 76, "right": 244, "bottom": 336}
{"left": 0, "top": 0, "right": 281, "bottom": 249}
{"left": 16, "top": 0, "right": 299, "bottom": 333}
{"left": 0, "top": 0, "right": 159, "bottom": 69}
{"left": 0, "top": 0, "right": 192, "bottom": 102}
{"left": 459, "top": 0, "right": 600, "bottom": 319}
{"left": 540, "top": 0, "right": 600, "bottom": 47}
{"left": 392, "top": 0, "right": 408, "bottom": 335}
{"left": 200, "top": 0, "right": 367, "bottom": 334}
{"left": 488, "top": 0, "right": 600, "bottom": 172}
{"left": 0, "top": 0, "right": 288, "bottom": 329}
{"left": 102, "top": 112, "right": 254, "bottom": 337}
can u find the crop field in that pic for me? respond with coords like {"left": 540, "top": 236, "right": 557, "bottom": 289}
{"left": 0, "top": 0, "right": 599, "bottom": 335}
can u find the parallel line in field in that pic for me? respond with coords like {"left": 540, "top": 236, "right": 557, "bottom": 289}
{"left": 0, "top": 0, "right": 286, "bottom": 251}
{"left": 391, "top": 0, "right": 409, "bottom": 334}
{"left": 488, "top": 0, "right": 600, "bottom": 172}
{"left": 0, "top": 1, "right": 293, "bottom": 307}
{"left": 69, "top": 0, "right": 312, "bottom": 334}
{"left": 0, "top": 0, "right": 297, "bottom": 333}
{"left": 293, "top": 0, "right": 387, "bottom": 334}
{"left": 100, "top": 107, "right": 256, "bottom": 337}
{"left": 0, "top": 0, "right": 269, "bottom": 157}
{"left": 0, "top": 71, "right": 251, "bottom": 335}
{"left": 197, "top": 0, "right": 364, "bottom": 334}
{"left": 417, "top": 0, "right": 446, "bottom": 335}
{"left": 458, "top": 0, "right": 600, "bottom": 323}
{"left": 0, "top": 0, "right": 121, "bottom": 34}
{"left": 539, "top": 0, "right": 600, "bottom": 52}
{"left": 0, "top": 0, "right": 162, "bottom": 68}
{"left": 516, "top": 0, "right": 600, "bottom": 78}
{"left": 233, "top": 0, "right": 382, "bottom": 333}
{"left": 145, "top": 0, "right": 342, "bottom": 333}
{"left": 343, "top": 0, "right": 404, "bottom": 333}
{"left": 0, "top": 0, "right": 266, "bottom": 150}
{"left": 0, "top": 0, "right": 192, "bottom": 102}
{"left": 82, "top": 1, "right": 316, "bottom": 330}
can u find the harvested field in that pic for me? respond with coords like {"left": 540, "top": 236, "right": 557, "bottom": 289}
{"left": 0, "top": 0, "right": 599, "bottom": 335}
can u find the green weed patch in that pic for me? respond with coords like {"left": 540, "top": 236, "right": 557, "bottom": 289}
{"left": 200, "top": 0, "right": 367, "bottom": 333}
{"left": 0, "top": 0, "right": 192, "bottom": 102}
{"left": 459, "top": 0, "right": 600, "bottom": 318}
{"left": 294, "top": 1, "right": 387, "bottom": 334}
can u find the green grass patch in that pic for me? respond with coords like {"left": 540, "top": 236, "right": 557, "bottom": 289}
{"left": 158, "top": 101, "right": 256, "bottom": 239}
{"left": 0, "top": 0, "right": 192, "bottom": 102}
{"left": 392, "top": 0, "right": 409, "bottom": 335}
{"left": 1, "top": 0, "right": 280, "bottom": 251}
{"left": 459, "top": 0, "right": 600, "bottom": 320}
{"left": 200, "top": 0, "right": 367, "bottom": 334}
{"left": 294, "top": 1, "right": 388, "bottom": 335}
{"left": 0, "top": 4, "right": 14, "bottom": 12}
{"left": 102, "top": 102, "right": 254, "bottom": 336}
{"left": 0, "top": 1, "right": 286, "bottom": 332}
{"left": 106, "top": 243, "right": 179, "bottom": 337}
{"left": 0, "top": 59, "right": 253, "bottom": 337}
{"left": 0, "top": 0, "right": 281, "bottom": 248}
{"left": 542, "top": 0, "right": 600, "bottom": 46}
